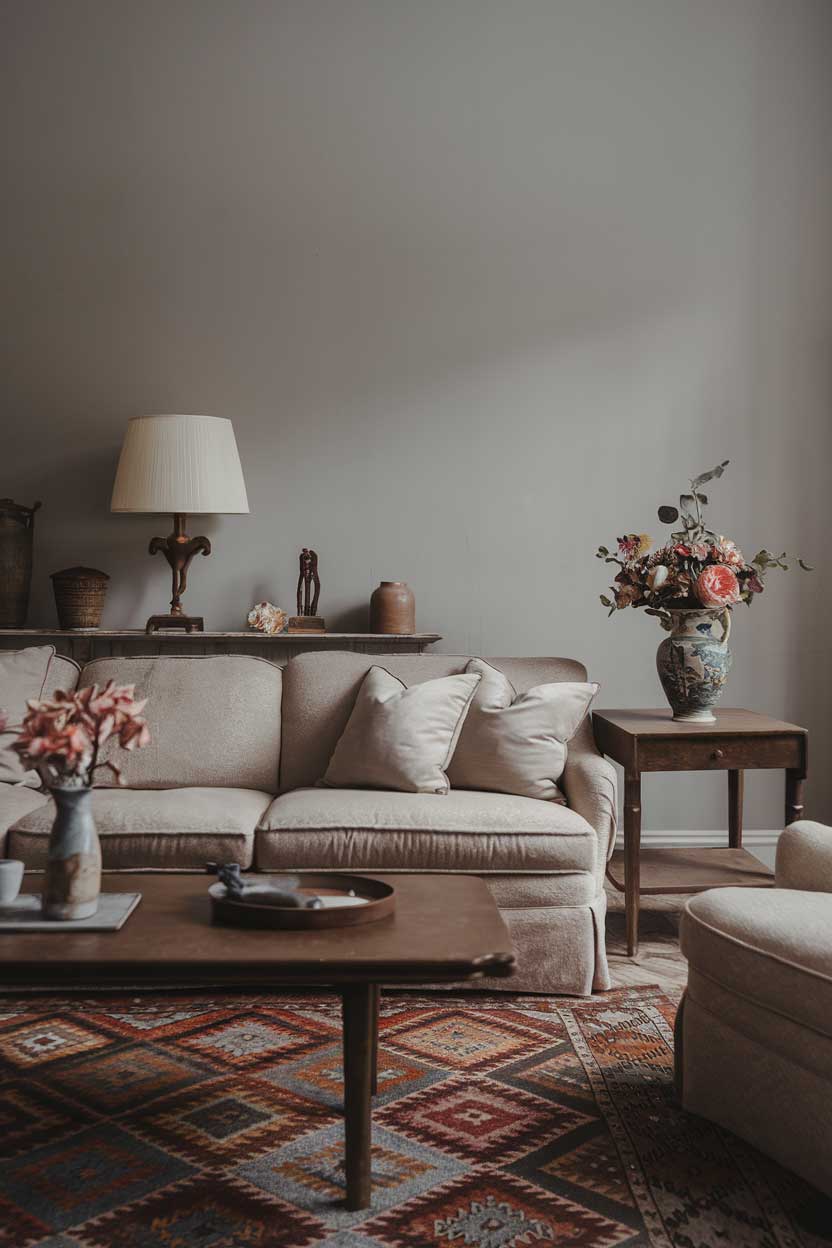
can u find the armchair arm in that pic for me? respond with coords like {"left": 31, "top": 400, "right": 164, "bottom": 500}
{"left": 775, "top": 821, "right": 832, "bottom": 893}
{"left": 561, "top": 720, "right": 618, "bottom": 879}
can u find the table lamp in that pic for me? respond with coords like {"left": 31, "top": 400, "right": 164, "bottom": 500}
{"left": 111, "top": 414, "right": 249, "bottom": 633}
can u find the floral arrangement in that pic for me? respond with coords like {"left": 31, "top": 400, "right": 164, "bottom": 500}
{"left": 9, "top": 681, "right": 151, "bottom": 789}
{"left": 247, "top": 601, "right": 287, "bottom": 636}
{"left": 597, "top": 461, "right": 810, "bottom": 626}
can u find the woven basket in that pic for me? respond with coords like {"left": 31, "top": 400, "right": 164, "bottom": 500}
{"left": 51, "top": 566, "right": 110, "bottom": 630}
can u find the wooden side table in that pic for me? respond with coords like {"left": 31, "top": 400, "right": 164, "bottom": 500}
{"left": 592, "top": 708, "right": 808, "bottom": 956}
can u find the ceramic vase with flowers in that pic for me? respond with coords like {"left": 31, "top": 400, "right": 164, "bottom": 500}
{"left": 597, "top": 461, "right": 811, "bottom": 722}
{"left": 11, "top": 682, "right": 151, "bottom": 918}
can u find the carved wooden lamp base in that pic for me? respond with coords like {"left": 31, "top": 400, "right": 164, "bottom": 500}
{"left": 145, "top": 513, "right": 210, "bottom": 635}
{"left": 146, "top": 613, "right": 205, "bottom": 634}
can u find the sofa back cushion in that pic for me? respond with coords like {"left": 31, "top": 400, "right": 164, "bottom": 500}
{"left": 46, "top": 654, "right": 81, "bottom": 698}
{"left": 79, "top": 654, "right": 282, "bottom": 791}
{"left": 0, "top": 646, "right": 56, "bottom": 784}
{"left": 280, "top": 652, "right": 587, "bottom": 792}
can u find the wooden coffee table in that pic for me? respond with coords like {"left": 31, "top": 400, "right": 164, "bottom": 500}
{"left": 1, "top": 872, "right": 514, "bottom": 1211}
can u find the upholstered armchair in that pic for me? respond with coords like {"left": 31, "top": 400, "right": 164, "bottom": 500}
{"left": 675, "top": 821, "right": 832, "bottom": 1197}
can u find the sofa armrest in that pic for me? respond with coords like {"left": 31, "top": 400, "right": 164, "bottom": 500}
{"left": 561, "top": 722, "right": 618, "bottom": 875}
{"left": 775, "top": 821, "right": 832, "bottom": 893}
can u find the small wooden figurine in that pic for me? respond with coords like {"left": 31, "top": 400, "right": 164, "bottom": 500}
{"left": 288, "top": 547, "right": 325, "bottom": 632}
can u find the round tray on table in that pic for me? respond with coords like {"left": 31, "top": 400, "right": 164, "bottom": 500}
{"left": 208, "top": 873, "right": 396, "bottom": 930}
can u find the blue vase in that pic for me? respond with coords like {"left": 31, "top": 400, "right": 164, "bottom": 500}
{"left": 656, "top": 608, "right": 732, "bottom": 723}
{"left": 42, "top": 786, "right": 102, "bottom": 920}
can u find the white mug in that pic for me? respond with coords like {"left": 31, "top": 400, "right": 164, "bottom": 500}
{"left": 0, "top": 860, "right": 24, "bottom": 905}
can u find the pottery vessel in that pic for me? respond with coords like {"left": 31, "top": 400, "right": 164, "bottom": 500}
{"left": 42, "top": 787, "right": 102, "bottom": 920}
{"left": 370, "top": 581, "right": 416, "bottom": 634}
{"left": 656, "top": 608, "right": 732, "bottom": 723}
{"left": 0, "top": 499, "right": 40, "bottom": 628}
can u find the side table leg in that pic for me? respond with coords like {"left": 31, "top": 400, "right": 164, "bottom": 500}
{"left": 624, "top": 774, "right": 642, "bottom": 957}
{"left": 342, "top": 984, "right": 374, "bottom": 1211}
{"left": 728, "top": 770, "right": 744, "bottom": 848}
{"left": 785, "top": 768, "right": 806, "bottom": 826}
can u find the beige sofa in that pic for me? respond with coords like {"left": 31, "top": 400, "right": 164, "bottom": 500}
{"left": 1, "top": 649, "right": 617, "bottom": 995}
{"left": 676, "top": 821, "right": 832, "bottom": 1196}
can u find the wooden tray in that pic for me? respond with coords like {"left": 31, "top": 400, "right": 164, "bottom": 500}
{"left": 209, "top": 873, "right": 396, "bottom": 930}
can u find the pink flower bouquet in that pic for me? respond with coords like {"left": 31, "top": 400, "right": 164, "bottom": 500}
{"left": 12, "top": 680, "right": 151, "bottom": 789}
{"left": 596, "top": 461, "right": 810, "bottom": 626}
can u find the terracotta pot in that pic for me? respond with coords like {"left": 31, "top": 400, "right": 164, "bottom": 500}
{"left": 656, "top": 608, "right": 732, "bottom": 723}
{"left": 370, "top": 582, "right": 416, "bottom": 634}
{"left": 42, "top": 787, "right": 102, "bottom": 920}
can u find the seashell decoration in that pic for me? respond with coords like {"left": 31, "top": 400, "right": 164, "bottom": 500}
{"left": 247, "top": 601, "right": 287, "bottom": 636}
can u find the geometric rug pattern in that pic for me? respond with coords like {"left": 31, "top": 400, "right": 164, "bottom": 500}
{"left": 0, "top": 986, "right": 828, "bottom": 1247}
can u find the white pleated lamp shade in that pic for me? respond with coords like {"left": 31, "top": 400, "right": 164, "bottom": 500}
{"left": 111, "top": 414, "right": 250, "bottom": 514}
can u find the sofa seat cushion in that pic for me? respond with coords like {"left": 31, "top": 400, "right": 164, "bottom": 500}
{"left": 0, "top": 784, "right": 49, "bottom": 853}
{"left": 682, "top": 887, "right": 832, "bottom": 1041}
{"left": 9, "top": 787, "right": 271, "bottom": 870}
{"left": 256, "top": 788, "right": 597, "bottom": 874}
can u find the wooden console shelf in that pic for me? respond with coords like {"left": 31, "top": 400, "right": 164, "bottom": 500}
{"left": 0, "top": 629, "right": 442, "bottom": 664}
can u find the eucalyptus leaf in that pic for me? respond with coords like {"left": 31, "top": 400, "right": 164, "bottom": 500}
{"left": 657, "top": 505, "right": 679, "bottom": 524}
{"left": 692, "top": 460, "right": 729, "bottom": 489}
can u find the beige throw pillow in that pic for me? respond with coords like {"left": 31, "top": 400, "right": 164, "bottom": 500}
{"left": 447, "top": 658, "right": 598, "bottom": 801}
{"left": 0, "top": 646, "right": 55, "bottom": 785}
{"left": 322, "top": 666, "right": 481, "bottom": 794}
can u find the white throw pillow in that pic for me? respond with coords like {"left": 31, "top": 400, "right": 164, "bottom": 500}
{"left": 322, "top": 666, "right": 481, "bottom": 794}
{"left": 0, "top": 646, "right": 55, "bottom": 785}
{"left": 447, "top": 658, "right": 598, "bottom": 801}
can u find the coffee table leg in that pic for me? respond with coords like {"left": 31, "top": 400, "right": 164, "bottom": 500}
{"left": 371, "top": 984, "right": 380, "bottom": 1096}
{"left": 342, "top": 984, "right": 374, "bottom": 1211}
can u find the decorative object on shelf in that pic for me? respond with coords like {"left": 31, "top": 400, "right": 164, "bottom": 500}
{"left": 110, "top": 414, "right": 249, "bottom": 634}
{"left": 370, "top": 581, "right": 416, "bottom": 634}
{"left": 288, "top": 547, "right": 325, "bottom": 632}
{"left": 0, "top": 859, "right": 24, "bottom": 906}
{"left": 51, "top": 566, "right": 110, "bottom": 630}
{"left": 246, "top": 601, "right": 286, "bottom": 636}
{"left": 596, "top": 461, "right": 811, "bottom": 722}
{"left": 9, "top": 681, "right": 151, "bottom": 919}
{"left": 207, "top": 866, "right": 396, "bottom": 930}
{"left": 0, "top": 499, "right": 41, "bottom": 628}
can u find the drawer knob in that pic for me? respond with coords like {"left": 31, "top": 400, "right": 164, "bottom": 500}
{"left": 711, "top": 749, "right": 724, "bottom": 760}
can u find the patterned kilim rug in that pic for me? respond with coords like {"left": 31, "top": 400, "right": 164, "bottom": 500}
{"left": 0, "top": 985, "right": 828, "bottom": 1248}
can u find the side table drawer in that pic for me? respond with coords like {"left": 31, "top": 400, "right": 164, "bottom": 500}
{"left": 639, "top": 733, "right": 805, "bottom": 772}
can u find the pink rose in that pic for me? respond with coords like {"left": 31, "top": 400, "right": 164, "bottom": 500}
{"left": 696, "top": 564, "right": 740, "bottom": 608}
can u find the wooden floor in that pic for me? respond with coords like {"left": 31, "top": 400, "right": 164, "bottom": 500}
{"left": 605, "top": 884, "right": 688, "bottom": 993}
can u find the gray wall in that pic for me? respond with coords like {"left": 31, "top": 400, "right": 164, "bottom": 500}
{"left": 2, "top": 0, "right": 831, "bottom": 831}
